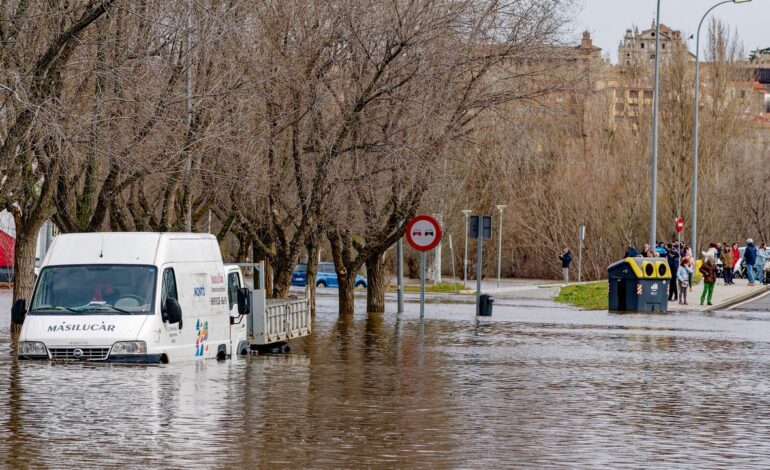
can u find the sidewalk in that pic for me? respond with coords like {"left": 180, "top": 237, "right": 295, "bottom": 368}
{"left": 670, "top": 278, "right": 769, "bottom": 312}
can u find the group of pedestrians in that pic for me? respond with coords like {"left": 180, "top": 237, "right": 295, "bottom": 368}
{"left": 625, "top": 238, "right": 770, "bottom": 307}
{"left": 626, "top": 241, "right": 695, "bottom": 304}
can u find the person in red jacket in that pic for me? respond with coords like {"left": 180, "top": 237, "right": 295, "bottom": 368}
{"left": 732, "top": 242, "right": 740, "bottom": 272}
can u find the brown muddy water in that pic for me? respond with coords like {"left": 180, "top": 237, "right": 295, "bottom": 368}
{"left": 2, "top": 289, "right": 770, "bottom": 468}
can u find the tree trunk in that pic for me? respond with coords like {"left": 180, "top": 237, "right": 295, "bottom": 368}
{"left": 306, "top": 240, "right": 319, "bottom": 316}
{"left": 11, "top": 225, "right": 40, "bottom": 336}
{"left": 366, "top": 251, "right": 387, "bottom": 314}
{"left": 337, "top": 273, "right": 356, "bottom": 316}
{"left": 272, "top": 259, "right": 293, "bottom": 299}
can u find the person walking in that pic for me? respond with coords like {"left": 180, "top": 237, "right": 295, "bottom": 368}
{"left": 641, "top": 243, "right": 651, "bottom": 257}
{"left": 744, "top": 239, "right": 758, "bottom": 286}
{"left": 666, "top": 244, "right": 679, "bottom": 301}
{"left": 721, "top": 246, "right": 734, "bottom": 285}
{"left": 682, "top": 244, "right": 693, "bottom": 288}
{"left": 677, "top": 257, "right": 693, "bottom": 305}
{"left": 731, "top": 243, "right": 741, "bottom": 279}
{"left": 559, "top": 247, "right": 572, "bottom": 283}
{"left": 699, "top": 258, "right": 717, "bottom": 306}
{"left": 756, "top": 242, "right": 768, "bottom": 285}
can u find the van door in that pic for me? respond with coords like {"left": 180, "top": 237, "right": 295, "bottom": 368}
{"left": 159, "top": 266, "right": 185, "bottom": 360}
{"left": 226, "top": 266, "right": 248, "bottom": 355}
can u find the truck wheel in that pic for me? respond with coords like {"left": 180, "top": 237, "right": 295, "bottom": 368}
{"left": 316, "top": 280, "right": 327, "bottom": 288}
{"left": 356, "top": 281, "right": 366, "bottom": 288}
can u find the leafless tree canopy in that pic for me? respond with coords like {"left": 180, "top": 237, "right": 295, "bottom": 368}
{"left": 3, "top": 2, "right": 763, "bottom": 316}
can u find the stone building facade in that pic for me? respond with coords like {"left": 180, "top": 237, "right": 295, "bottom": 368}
{"left": 618, "top": 22, "right": 691, "bottom": 70}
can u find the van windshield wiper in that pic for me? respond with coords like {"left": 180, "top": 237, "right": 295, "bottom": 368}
{"left": 33, "top": 305, "right": 83, "bottom": 314}
{"left": 84, "top": 302, "right": 133, "bottom": 315}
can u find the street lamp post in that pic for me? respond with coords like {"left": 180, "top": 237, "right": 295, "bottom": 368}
{"left": 649, "top": 0, "right": 662, "bottom": 249}
{"left": 691, "top": 0, "right": 751, "bottom": 254}
{"left": 461, "top": 209, "right": 472, "bottom": 288}
{"left": 495, "top": 205, "right": 507, "bottom": 288}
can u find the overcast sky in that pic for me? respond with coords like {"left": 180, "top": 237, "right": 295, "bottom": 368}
{"left": 575, "top": 0, "right": 768, "bottom": 63}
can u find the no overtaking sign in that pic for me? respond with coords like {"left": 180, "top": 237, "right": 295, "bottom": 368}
{"left": 406, "top": 214, "right": 442, "bottom": 319}
{"left": 406, "top": 215, "right": 442, "bottom": 252}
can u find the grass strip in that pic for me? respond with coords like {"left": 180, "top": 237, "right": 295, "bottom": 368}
{"left": 555, "top": 281, "right": 608, "bottom": 311}
{"left": 388, "top": 282, "right": 465, "bottom": 293}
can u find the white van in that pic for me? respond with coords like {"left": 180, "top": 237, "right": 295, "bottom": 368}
{"left": 14, "top": 232, "right": 310, "bottom": 364}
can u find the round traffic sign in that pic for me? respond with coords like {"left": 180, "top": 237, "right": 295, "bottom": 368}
{"left": 406, "top": 215, "right": 442, "bottom": 252}
{"left": 676, "top": 217, "right": 684, "bottom": 232}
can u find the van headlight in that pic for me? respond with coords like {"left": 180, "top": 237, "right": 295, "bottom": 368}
{"left": 18, "top": 341, "right": 48, "bottom": 357}
{"left": 111, "top": 341, "right": 147, "bottom": 355}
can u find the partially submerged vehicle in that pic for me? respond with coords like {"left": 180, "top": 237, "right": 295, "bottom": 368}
{"left": 13, "top": 232, "right": 310, "bottom": 363}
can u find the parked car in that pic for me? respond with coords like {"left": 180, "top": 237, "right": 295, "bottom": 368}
{"left": 291, "top": 262, "right": 368, "bottom": 288}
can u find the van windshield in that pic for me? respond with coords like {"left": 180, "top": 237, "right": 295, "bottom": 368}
{"left": 30, "top": 265, "right": 157, "bottom": 315}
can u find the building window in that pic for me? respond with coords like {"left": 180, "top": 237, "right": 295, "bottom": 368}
{"left": 615, "top": 89, "right": 623, "bottom": 99}
{"left": 615, "top": 103, "right": 625, "bottom": 113}
{"left": 641, "top": 43, "right": 645, "bottom": 49}
{"left": 662, "top": 43, "right": 666, "bottom": 50}
{"left": 644, "top": 91, "right": 653, "bottom": 100}
{"left": 629, "top": 90, "right": 639, "bottom": 99}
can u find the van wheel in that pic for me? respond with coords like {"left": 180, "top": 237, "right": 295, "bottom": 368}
{"left": 355, "top": 281, "right": 366, "bottom": 288}
{"left": 216, "top": 345, "right": 227, "bottom": 361}
{"left": 316, "top": 280, "right": 327, "bottom": 288}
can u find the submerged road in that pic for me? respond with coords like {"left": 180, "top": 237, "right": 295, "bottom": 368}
{"left": 2, "top": 289, "right": 770, "bottom": 467}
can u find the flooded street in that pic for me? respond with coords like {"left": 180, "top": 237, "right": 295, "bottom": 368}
{"left": 2, "top": 289, "right": 770, "bottom": 468}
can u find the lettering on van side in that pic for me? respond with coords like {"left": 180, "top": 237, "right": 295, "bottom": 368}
{"left": 193, "top": 286, "right": 206, "bottom": 297}
{"left": 48, "top": 323, "right": 116, "bottom": 332}
{"left": 210, "top": 296, "right": 228, "bottom": 306}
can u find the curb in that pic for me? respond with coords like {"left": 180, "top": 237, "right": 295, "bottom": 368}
{"left": 701, "top": 285, "right": 770, "bottom": 312}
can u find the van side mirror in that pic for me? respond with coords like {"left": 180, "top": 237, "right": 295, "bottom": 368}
{"left": 11, "top": 299, "right": 26, "bottom": 325}
{"left": 237, "top": 287, "right": 250, "bottom": 315}
{"left": 165, "top": 298, "right": 183, "bottom": 327}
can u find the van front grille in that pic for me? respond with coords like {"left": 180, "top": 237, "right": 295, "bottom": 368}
{"left": 49, "top": 347, "right": 110, "bottom": 361}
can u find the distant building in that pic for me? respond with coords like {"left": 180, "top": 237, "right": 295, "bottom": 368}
{"left": 618, "top": 22, "right": 692, "bottom": 70}
{"left": 0, "top": 211, "right": 14, "bottom": 283}
{"left": 0, "top": 211, "right": 55, "bottom": 283}
{"left": 576, "top": 31, "right": 602, "bottom": 61}
{"left": 750, "top": 47, "right": 770, "bottom": 64}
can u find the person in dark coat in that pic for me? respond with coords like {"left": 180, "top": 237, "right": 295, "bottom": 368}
{"left": 744, "top": 239, "right": 758, "bottom": 286}
{"left": 666, "top": 244, "right": 680, "bottom": 301}
{"left": 559, "top": 247, "right": 572, "bottom": 283}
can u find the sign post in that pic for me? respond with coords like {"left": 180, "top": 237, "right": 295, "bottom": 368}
{"left": 578, "top": 224, "right": 586, "bottom": 283}
{"left": 406, "top": 215, "right": 443, "bottom": 318}
{"left": 469, "top": 215, "right": 493, "bottom": 315}
{"left": 396, "top": 237, "right": 404, "bottom": 313}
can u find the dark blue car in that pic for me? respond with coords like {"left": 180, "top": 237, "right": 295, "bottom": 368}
{"left": 291, "top": 262, "right": 368, "bottom": 288}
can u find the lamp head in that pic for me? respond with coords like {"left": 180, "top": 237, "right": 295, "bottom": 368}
{"left": 732, "top": 0, "right": 751, "bottom": 3}
{"left": 461, "top": 209, "right": 473, "bottom": 216}
{"left": 495, "top": 205, "right": 507, "bottom": 211}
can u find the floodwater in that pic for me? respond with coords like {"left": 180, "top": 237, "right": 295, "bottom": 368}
{"left": 3, "top": 289, "right": 770, "bottom": 468}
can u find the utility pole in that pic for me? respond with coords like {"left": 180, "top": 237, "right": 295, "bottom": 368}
{"left": 461, "top": 209, "right": 472, "bottom": 288}
{"left": 649, "top": 0, "right": 662, "bottom": 248}
{"left": 184, "top": 0, "right": 194, "bottom": 232}
{"left": 495, "top": 205, "right": 506, "bottom": 287}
